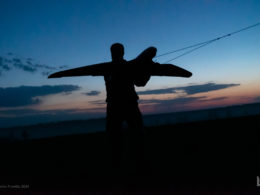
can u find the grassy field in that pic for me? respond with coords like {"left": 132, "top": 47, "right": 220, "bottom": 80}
{"left": 0, "top": 115, "right": 258, "bottom": 192}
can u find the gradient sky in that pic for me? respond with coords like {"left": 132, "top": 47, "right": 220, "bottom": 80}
{"left": 0, "top": 0, "right": 260, "bottom": 127}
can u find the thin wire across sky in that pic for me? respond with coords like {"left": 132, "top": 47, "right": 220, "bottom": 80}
{"left": 155, "top": 22, "right": 260, "bottom": 63}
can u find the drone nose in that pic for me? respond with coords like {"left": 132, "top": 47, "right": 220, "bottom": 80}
{"left": 148, "top": 47, "right": 157, "bottom": 58}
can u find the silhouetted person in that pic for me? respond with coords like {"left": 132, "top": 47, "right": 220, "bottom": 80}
{"left": 48, "top": 42, "right": 192, "bottom": 175}
{"left": 105, "top": 43, "right": 146, "bottom": 172}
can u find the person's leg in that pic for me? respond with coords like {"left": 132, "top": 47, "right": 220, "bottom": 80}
{"left": 125, "top": 102, "right": 145, "bottom": 173}
{"left": 106, "top": 103, "right": 123, "bottom": 170}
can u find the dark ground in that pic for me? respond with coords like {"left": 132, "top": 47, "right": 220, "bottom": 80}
{"left": 0, "top": 115, "right": 258, "bottom": 194}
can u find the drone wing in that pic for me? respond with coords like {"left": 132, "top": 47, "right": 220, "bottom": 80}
{"left": 133, "top": 47, "right": 192, "bottom": 77}
{"left": 135, "top": 47, "right": 157, "bottom": 61}
{"left": 150, "top": 63, "right": 192, "bottom": 77}
{"left": 48, "top": 62, "right": 112, "bottom": 78}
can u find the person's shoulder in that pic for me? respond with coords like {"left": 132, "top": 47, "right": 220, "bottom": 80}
{"left": 111, "top": 59, "right": 127, "bottom": 64}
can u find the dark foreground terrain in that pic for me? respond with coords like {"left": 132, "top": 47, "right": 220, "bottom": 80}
{"left": 0, "top": 115, "right": 258, "bottom": 194}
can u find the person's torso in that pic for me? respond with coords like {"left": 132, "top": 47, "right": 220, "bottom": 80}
{"left": 104, "top": 60, "right": 138, "bottom": 103}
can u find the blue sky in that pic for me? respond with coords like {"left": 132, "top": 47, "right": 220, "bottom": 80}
{"left": 0, "top": 0, "right": 260, "bottom": 127}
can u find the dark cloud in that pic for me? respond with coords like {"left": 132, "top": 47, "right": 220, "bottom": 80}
{"left": 83, "top": 90, "right": 101, "bottom": 96}
{"left": 140, "top": 96, "right": 205, "bottom": 113}
{"left": 138, "top": 88, "right": 176, "bottom": 95}
{"left": 12, "top": 58, "right": 22, "bottom": 63}
{"left": 140, "top": 96, "right": 230, "bottom": 113}
{"left": 138, "top": 82, "right": 240, "bottom": 95}
{"left": 0, "top": 54, "right": 69, "bottom": 76}
{"left": 141, "top": 96, "right": 228, "bottom": 105}
{"left": 141, "top": 96, "right": 206, "bottom": 105}
{"left": 26, "top": 60, "right": 32, "bottom": 65}
{"left": 34, "top": 63, "right": 57, "bottom": 70}
{"left": 11, "top": 57, "right": 54, "bottom": 72}
{"left": 0, "top": 85, "right": 80, "bottom": 107}
{"left": 59, "top": 65, "right": 69, "bottom": 69}
{"left": 0, "top": 57, "right": 11, "bottom": 71}
{"left": 13, "top": 58, "right": 37, "bottom": 72}
{"left": 89, "top": 100, "right": 106, "bottom": 105}
{"left": 178, "top": 83, "right": 240, "bottom": 95}
{"left": 41, "top": 71, "right": 52, "bottom": 76}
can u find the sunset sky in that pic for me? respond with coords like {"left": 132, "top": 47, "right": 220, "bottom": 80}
{"left": 0, "top": 0, "right": 260, "bottom": 128}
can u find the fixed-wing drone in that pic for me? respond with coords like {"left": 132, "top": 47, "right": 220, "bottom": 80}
{"left": 48, "top": 47, "right": 192, "bottom": 86}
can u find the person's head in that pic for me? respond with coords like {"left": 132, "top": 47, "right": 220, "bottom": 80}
{"left": 110, "top": 43, "right": 124, "bottom": 61}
